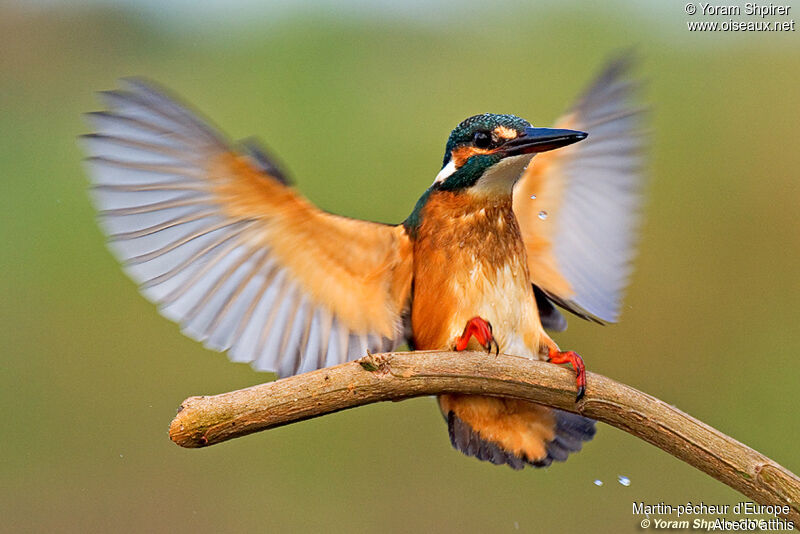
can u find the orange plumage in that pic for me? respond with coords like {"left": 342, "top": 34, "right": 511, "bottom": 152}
{"left": 410, "top": 191, "right": 545, "bottom": 353}
{"left": 410, "top": 188, "right": 580, "bottom": 466}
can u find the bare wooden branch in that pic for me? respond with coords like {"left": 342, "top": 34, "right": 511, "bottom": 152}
{"left": 170, "top": 350, "right": 800, "bottom": 524}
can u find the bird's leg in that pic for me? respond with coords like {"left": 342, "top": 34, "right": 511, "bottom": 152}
{"left": 454, "top": 316, "right": 498, "bottom": 355}
{"left": 547, "top": 347, "right": 586, "bottom": 401}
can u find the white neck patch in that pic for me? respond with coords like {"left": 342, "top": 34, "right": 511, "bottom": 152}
{"left": 432, "top": 159, "right": 457, "bottom": 185}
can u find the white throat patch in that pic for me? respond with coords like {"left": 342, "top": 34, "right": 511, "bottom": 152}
{"left": 472, "top": 153, "right": 535, "bottom": 194}
{"left": 431, "top": 153, "right": 535, "bottom": 191}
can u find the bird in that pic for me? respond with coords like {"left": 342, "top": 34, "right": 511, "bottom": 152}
{"left": 81, "top": 55, "right": 644, "bottom": 470}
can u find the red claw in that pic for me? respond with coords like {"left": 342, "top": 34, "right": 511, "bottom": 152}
{"left": 455, "top": 316, "right": 498, "bottom": 355}
{"left": 548, "top": 347, "right": 586, "bottom": 401}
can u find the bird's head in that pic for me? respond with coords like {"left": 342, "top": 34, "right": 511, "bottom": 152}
{"left": 433, "top": 113, "right": 587, "bottom": 194}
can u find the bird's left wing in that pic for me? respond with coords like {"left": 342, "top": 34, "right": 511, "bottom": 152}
{"left": 513, "top": 56, "right": 646, "bottom": 324}
{"left": 83, "top": 79, "right": 413, "bottom": 376}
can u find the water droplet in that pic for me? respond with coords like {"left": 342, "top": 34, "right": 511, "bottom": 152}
{"left": 529, "top": 194, "right": 537, "bottom": 200}
{"left": 538, "top": 210, "right": 548, "bottom": 220}
{"left": 618, "top": 475, "right": 631, "bottom": 486}
{"left": 593, "top": 479, "right": 604, "bottom": 486}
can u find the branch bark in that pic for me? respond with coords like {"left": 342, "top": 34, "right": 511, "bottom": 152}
{"left": 169, "top": 350, "right": 799, "bottom": 525}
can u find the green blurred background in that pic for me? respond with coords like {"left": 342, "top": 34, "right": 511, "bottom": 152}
{"left": 2, "top": 1, "right": 798, "bottom": 532}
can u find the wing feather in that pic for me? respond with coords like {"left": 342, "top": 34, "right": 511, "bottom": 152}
{"left": 83, "top": 79, "right": 413, "bottom": 377}
{"left": 514, "top": 55, "right": 646, "bottom": 323}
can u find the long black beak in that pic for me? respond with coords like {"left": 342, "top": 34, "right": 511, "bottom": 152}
{"left": 503, "top": 127, "right": 588, "bottom": 156}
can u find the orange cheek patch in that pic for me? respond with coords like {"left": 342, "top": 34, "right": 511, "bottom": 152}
{"left": 494, "top": 126, "right": 519, "bottom": 140}
{"left": 451, "top": 146, "right": 496, "bottom": 167}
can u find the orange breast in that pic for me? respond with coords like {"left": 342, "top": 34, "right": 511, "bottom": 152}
{"left": 410, "top": 191, "right": 547, "bottom": 356}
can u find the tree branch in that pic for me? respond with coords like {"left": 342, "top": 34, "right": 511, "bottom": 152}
{"left": 169, "top": 350, "right": 799, "bottom": 524}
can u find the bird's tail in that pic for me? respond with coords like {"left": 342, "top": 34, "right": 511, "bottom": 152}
{"left": 439, "top": 394, "right": 595, "bottom": 469}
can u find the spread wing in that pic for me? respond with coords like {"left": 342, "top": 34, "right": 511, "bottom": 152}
{"left": 83, "top": 79, "right": 413, "bottom": 376}
{"left": 513, "top": 55, "right": 645, "bottom": 323}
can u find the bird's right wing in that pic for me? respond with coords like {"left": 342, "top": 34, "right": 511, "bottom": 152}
{"left": 83, "top": 79, "right": 413, "bottom": 377}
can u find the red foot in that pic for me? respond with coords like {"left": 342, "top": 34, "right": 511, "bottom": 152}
{"left": 548, "top": 347, "right": 586, "bottom": 401}
{"left": 455, "top": 316, "right": 498, "bottom": 355}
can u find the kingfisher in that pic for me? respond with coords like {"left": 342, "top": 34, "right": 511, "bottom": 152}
{"left": 82, "top": 56, "right": 643, "bottom": 469}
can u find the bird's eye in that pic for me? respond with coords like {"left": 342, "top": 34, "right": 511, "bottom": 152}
{"left": 472, "top": 131, "right": 492, "bottom": 149}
